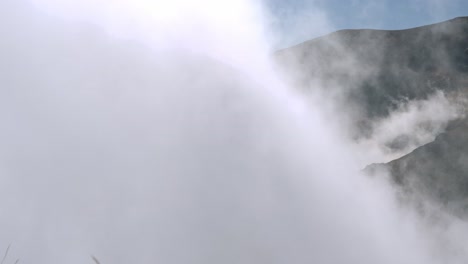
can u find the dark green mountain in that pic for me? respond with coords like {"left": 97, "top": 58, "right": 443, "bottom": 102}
{"left": 278, "top": 17, "right": 468, "bottom": 215}
{"left": 365, "top": 117, "right": 468, "bottom": 215}
{"left": 277, "top": 17, "right": 468, "bottom": 135}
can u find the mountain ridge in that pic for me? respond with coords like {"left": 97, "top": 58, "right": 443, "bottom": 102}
{"left": 276, "top": 15, "right": 468, "bottom": 136}
{"left": 277, "top": 16, "right": 468, "bottom": 215}
{"left": 279, "top": 16, "right": 468, "bottom": 53}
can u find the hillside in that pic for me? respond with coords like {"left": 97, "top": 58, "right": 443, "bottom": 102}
{"left": 365, "top": 117, "right": 468, "bottom": 215}
{"left": 277, "top": 17, "right": 468, "bottom": 135}
{"left": 278, "top": 17, "right": 468, "bottom": 215}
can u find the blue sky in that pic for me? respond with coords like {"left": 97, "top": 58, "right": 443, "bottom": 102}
{"left": 265, "top": 0, "right": 468, "bottom": 48}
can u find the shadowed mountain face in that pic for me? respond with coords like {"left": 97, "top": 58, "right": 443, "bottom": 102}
{"left": 277, "top": 17, "right": 468, "bottom": 136}
{"left": 365, "top": 118, "right": 468, "bottom": 216}
{"left": 278, "top": 17, "right": 468, "bottom": 215}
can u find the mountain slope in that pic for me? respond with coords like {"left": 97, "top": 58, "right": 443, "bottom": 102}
{"left": 365, "top": 117, "right": 468, "bottom": 214}
{"left": 278, "top": 17, "right": 468, "bottom": 215}
{"left": 277, "top": 17, "right": 468, "bottom": 135}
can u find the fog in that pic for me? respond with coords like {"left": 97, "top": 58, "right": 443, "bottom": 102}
{"left": 0, "top": 0, "right": 467, "bottom": 263}
{"left": 354, "top": 91, "right": 465, "bottom": 165}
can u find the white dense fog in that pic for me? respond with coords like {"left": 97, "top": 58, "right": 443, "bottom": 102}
{"left": 0, "top": 0, "right": 466, "bottom": 263}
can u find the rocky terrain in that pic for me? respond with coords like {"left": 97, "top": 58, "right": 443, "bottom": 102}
{"left": 278, "top": 17, "right": 468, "bottom": 215}
{"left": 277, "top": 16, "right": 468, "bottom": 135}
{"left": 365, "top": 117, "right": 468, "bottom": 216}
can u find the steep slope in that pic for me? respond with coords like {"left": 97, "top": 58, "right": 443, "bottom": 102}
{"left": 278, "top": 17, "right": 468, "bottom": 214}
{"left": 365, "top": 117, "right": 468, "bottom": 215}
{"left": 277, "top": 17, "right": 468, "bottom": 135}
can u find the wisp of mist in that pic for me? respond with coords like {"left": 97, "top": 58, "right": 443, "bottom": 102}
{"left": 0, "top": 0, "right": 467, "bottom": 263}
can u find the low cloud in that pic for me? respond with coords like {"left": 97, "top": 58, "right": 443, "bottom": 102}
{"left": 1, "top": 1, "right": 468, "bottom": 264}
{"left": 356, "top": 91, "right": 465, "bottom": 165}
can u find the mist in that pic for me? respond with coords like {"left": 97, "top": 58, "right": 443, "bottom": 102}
{"left": 355, "top": 91, "right": 465, "bottom": 165}
{"left": 0, "top": 0, "right": 467, "bottom": 263}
